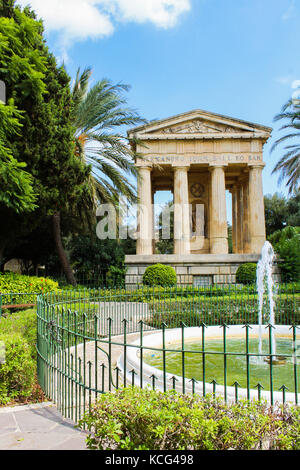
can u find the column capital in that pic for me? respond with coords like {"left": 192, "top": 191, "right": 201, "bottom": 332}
{"left": 248, "top": 163, "right": 266, "bottom": 170}
{"left": 137, "top": 164, "right": 153, "bottom": 171}
{"left": 172, "top": 164, "right": 190, "bottom": 171}
{"left": 208, "top": 163, "right": 228, "bottom": 171}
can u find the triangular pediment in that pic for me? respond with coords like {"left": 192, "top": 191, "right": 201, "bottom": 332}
{"left": 128, "top": 109, "right": 272, "bottom": 140}
{"left": 158, "top": 119, "right": 243, "bottom": 135}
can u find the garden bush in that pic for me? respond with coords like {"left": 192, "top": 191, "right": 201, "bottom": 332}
{"left": 143, "top": 264, "right": 177, "bottom": 287}
{"left": 0, "top": 333, "right": 36, "bottom": 405}
{"left": 0, "top": 309, "right": 37, "bottom": 358}
{"left": 148, "top": 293, "right": 300, "bottom": 327}
{"left": 79, "top": 387, "right": 300, "bottom": 450}
{"left": 269, "top": 226, "right": 300, "bottom": 282}
{"left": 236, "top": 263, "right": 257, "bottom": 285}
{"left": 0, "top": 309, "right": 38, "bottom": 404}
{"left": 0, "top": 272, "right": 59, "bottom": 301}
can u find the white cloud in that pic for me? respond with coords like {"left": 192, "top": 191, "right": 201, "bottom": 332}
{"left": 17, "top": 0, "right": 191, "bottom": 45}
{"left": 109, "top": 0, "right": 191, "bottom": 29}
{"left": 17, "top": 0, "right": 114, "bottom": 44}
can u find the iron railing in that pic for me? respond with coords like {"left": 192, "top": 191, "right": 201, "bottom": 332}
{"left": 36, "top": 284, "right": 300, "bottom": 423}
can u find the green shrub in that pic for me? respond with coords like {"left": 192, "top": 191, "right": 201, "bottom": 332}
{"left": 0, "top": 333, "right": 36, "bottom": 405}
{"left": 0, "top": 309, "right": 37, "bottom": 358}
{"left": 0, "top": 309, "right": 37, "bottom": 404}
{"left": 106, "top": 265, "right": 126, "bottom": 288}
{"left": 0, "top": 272, "right": 59, "bottom": 301}
{"left": 79, "top": 388, "right": 300, "bottom": 450}
{"left": 236, "top": 263, "right": 257, "bottom": 284}
{"left": 269, "top": 227, "right": 300, "bottom": 282}
{"left": 143, "top": 264, "right": 177, "bottom": 287}
{"left": 148, "top": 294, "right": 299, "bottom": 327}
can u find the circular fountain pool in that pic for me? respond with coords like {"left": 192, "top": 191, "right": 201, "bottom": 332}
{"left": 117, "top": 325, "right": 300, "bottom": 404}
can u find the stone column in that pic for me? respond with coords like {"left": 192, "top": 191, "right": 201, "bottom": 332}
{"left": 209, "top": 165, "right": 228, "bottom": 254}
{"left": 231, "top": 186, "right": 238, "bottom": 254}
{"left": 242, "top": 178, "right": 250, "bottom": 253}
{"left": 248, "top": 165, "right": 266, "bottom": 254}
{"left": 152, "top": 189, "right": 156, "bottom": 253}
{"left": 136, "top": 166, "right": 153, "bottom": 255}
{"left": 236, "top": 184, "right": 244, "bottom": 253}
{"left": 173, "top": 166, "right": 190, "bottom": 255}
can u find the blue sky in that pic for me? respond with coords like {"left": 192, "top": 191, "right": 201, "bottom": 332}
{"left": 18, "top": 0, "right": 300, "bottom": 210}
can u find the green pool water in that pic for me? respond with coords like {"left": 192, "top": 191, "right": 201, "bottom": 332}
{"left": 145, "top": 338, "right": 300, "bottom": 393}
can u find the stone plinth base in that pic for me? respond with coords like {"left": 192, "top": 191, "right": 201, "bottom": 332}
{"left": 125, "top": 254, "right": 280, "bottom": 288}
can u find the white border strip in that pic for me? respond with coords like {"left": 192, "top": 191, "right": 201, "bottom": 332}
{"left": 117, "top": 325, "right": 299, "bottom": 404}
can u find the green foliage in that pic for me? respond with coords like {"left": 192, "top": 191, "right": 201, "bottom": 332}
{"left": 156, "top": 201, "right": 174, "bottom": 254}
{"left": 0, "top": 272, "right": 59, "bottom": 295}
{"left": 269, "top": 226, "right": 300, "bottom": 281}
{"left": 0, "top": 101, "right": 36, "bottom": 213}
{"left": 143, "top": 264, "right": 177, "bottom": 287}
{"left": 148, "top": 293, "right": 300, "bottom": 327}
{"left": 106, "top": 265, "right": 126, "bottom": 288}
{"left": 272, "top": 98, "right": 300, "bottom": 194}
{"left": 0, "top": 308, "right": 39, "bottom": 404}
{"left": 0, "top": 308, "right": 36, "bottom": 355}
{"left": 71, "top": 67, "right": 144, "bottom": 205}
{"left": 236, "top": 263, "right": 257, "bottom": 285}
{"left": 0, "top": 7, "right": 47, "bottom": 103}
{"left": 0, "top": 332, "right": 35, "bottom": 404}
{"left": 68, "top": 234, "right": 125, "bottom": 282}
{"left": 79, "top": 388, "right": 300, "bottom": 450}
{"left": 264, "top": 193, "right": 289, "bottom": 236}
{"left": 0, "top": 4, "right": 90, "bottom": 277}
{"left": 286, "top": 191, "right": 300, "bottom": 227}
{"left": 264, "top": 192, "right": 300, "bottom": 236}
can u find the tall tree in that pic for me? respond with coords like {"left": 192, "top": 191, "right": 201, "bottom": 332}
{"left": 271, "top": 98, "right": 300, "bottom": 194}
{"left": 264, "top": 193, "right": 288, "bottom": 236}
{"left": 286, "top": 190, "right": 300, "bottom": 227}
{"left": 0, "top": 101, "right": 36, "bottom": 213}
{"left": 0, "top": 2, "right": 90, "bottom": 284}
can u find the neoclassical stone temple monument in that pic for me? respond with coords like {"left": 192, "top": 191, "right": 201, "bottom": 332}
{"left": 125, "top": 109, "right": 273, "bottom": 287}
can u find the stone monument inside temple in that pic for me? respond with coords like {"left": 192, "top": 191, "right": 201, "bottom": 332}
{"left": 125, "top": 109, "right": 273, "bottom": 287}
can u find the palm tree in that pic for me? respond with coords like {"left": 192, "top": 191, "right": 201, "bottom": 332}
{"left": 72, "top": 67, "right": 145, "bottom": 207}
{"left": 271, "top": 99, "right": 300, "bottom": 194}
{"left": 55, "top": 68, "right": 145, "bottom": 285}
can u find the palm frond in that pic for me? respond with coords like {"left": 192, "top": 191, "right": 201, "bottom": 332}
{"left": 272, "top": 99, "right": 300, "bottom": 193}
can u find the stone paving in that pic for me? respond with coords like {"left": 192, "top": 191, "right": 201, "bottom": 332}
{"left": 0, "top": 402, "right": 88, "bottom": 450}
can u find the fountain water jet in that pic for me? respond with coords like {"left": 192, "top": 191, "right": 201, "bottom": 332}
{"left": 256, "top": 241, "right": 287, "bottom": 364}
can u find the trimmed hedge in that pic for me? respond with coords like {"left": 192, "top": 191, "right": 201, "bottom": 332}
{"left": 79, "top": 387, "right": 300, "bottom": 450}
{"left": 236, "top": 263, "right": 257, "bottom": 285}
{"left": 143, "top": 264, "right": 177, "bottom": 287}
{"left": 148, "top": 294, "right": 300, "bottom": 327}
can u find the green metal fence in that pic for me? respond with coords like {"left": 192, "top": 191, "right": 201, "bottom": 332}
{"left": 36, "top": 283, "right": 300, "bottom": 423}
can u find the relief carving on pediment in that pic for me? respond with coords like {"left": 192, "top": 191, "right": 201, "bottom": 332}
{"left": 161, "top": 119, "right": 242, "bottom": 134}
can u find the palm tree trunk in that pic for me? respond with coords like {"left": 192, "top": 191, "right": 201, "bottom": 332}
{"left": 52, "top": 211, "right": 77, "bottom": 286}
